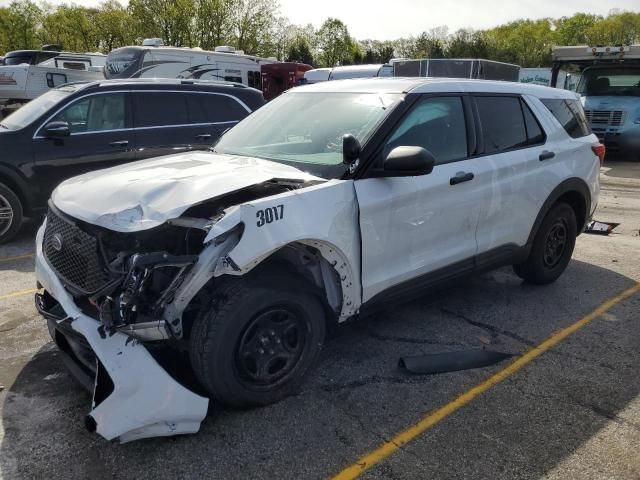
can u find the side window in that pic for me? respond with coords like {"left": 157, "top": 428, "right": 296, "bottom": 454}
{"left": 521, "top": 99, "right": 546, "bottom": 145}
{"left": 384, "top": 96, "right": 468, "bottom": 164}
{"left": 52, "top": 94, "right": 125, "bottom": 134}
{"left": 134, "top": 92, "right": 188, "bottom": 128}
{"left": 187, "top": 93, "right": 249, "bottom": 123}
{"left": 475, "top": 96, "right": 527, "bottom": 154}
{"left": 247, "top": 71, "right": 262, "bottom": 89}
{"left": 540, "top": 99, "right": 591, "bottom": 138}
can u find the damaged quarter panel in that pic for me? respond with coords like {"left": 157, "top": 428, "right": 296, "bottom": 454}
{"left": 208, "top": 179, "right": 362, "bottom": 319}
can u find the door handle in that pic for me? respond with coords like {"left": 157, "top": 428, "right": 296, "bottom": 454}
{"left": 450, "top": 171, "right": 474, "bottom": 185}
{"left": 195, "top": 134, "right": 212, "bottom": 140}
{"left": 109, "top": 140, "right": 129, "bottom": 147}
{"left": 539, "top": 150, "right": 555, "bottom": 161}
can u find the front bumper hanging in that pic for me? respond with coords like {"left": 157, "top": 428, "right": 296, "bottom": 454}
{"left": 34, "top": 223, "right": 209, "bottom": 443}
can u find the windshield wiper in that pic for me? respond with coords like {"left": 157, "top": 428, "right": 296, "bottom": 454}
{"left": 0, "top": 124, "right": 8, "bottom": 130}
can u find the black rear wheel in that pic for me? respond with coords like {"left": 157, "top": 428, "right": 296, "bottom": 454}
{"left": 189, "top": 271, "right": 326, "bottom": 408}
{"left": 513, "top": 202, "right": 577, "bottom": 285}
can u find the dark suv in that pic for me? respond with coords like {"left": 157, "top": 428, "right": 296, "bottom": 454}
{"left": 0, "top": 79, "right": 264, "bottom": 242}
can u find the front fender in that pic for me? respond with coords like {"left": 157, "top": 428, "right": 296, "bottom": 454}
{"left": 209, "top": 180, "right": 362, "bottom": 319}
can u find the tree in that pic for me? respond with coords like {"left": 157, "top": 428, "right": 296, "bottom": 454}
{"left": 195, "top": 0, "right": 234, "bottom": 50}
{"left": 0, "top": 1, "right": 42, "bottom": 52}
{"left": 316, "top": 18, "right": 351, "bottom": 67}
{"left": 128, "top": 0, "right": 196, "bottom": 47}
{"left": 94, "top": 1, "right": 137, "bottom": 52}
{"left": 286, "top": 35, "right": 314, "bottom": 65}
{"left": 231, "top": 0, "right": 278, "bottom": 54}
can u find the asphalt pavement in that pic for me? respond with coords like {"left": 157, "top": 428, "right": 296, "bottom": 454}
{"left": 0, "top": 161, "right": 639, "bottom": 480}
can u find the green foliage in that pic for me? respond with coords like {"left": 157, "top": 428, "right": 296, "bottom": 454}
{"left": 0, "top": 1, "right": 638, "bottom": 71}
{"left": 316, "top": 18, "right": 352, "bottom": 67}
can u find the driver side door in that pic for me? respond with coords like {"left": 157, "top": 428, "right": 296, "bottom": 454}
{"left": 355, "top": 94, "right": 484, "bottom": 303}
{"left": 32, "top": 92, "right": 135, "bottom": 205}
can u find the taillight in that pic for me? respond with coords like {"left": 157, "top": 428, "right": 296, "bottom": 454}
{"left": 591, "top": 143, "right": 605, "bottom": 165}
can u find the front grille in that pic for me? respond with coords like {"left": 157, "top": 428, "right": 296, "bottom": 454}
{"left": 43, "top": 208, "right": 111, "bottom": 294}
{"left": 584, "top": 110, "right": 625, "bottom": 126}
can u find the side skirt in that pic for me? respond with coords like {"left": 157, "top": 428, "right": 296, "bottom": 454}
{"left": 359, "top": 244, "right": 529, "bottom": 316}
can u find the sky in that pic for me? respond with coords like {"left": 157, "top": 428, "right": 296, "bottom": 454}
{"left": 1, "top": 0, "right": 638, "bottom": 40}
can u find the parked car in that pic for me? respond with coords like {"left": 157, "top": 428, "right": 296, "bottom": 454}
{"left": 0, "top": 78, "right": 264, "bottom": 242}
{"left": 35, "top": 78, "right": 602, "bottom": 442}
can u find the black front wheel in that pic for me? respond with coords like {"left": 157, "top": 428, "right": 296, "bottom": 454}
{"left": 513, "top": 202, "right": 577, "bottom": 285}
{"left": 189, "top": 271, "right": 326, "bottom": 408}
{"left": 0, "top": 182, "right": 23, "bottom": 244}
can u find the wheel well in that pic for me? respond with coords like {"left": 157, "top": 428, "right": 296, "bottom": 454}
{"left": 556, "top": 190, "right": 587, "bottom": 233}
{"left": 255, "top": 243, "right": 343, "bottom": 331}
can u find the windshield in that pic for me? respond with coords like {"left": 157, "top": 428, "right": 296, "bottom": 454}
{"left": 1, "top": 87, "right": 77, "bottom": 130}
{"left": 4, "top": 54, "right": 35, "bottom": 66}
{"left": 105, "top": 48, "right": 144, "bottom": 79}
{"left": 214, "top": 91, "right": 403, "bottom": 178}
{"left": 578, "top": 67, "right": 640, "bottom": 96}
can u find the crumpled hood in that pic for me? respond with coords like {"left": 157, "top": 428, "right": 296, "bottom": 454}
{"left": 52, "top": 151, "right": 324, "bottom": 232}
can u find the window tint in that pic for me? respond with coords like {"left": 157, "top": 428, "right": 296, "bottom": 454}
{"left": 186, "top": 93, "right": 248, "bottom": 123}
{"left": 53, "top": 94, "right": 125, "bottom": 134}
{"left": 134, "top": 93, "right": 188, "bottom": 127}
{"left": 521, "top": 100, "right": 546, "bottom": 145}
{"left": 476, "top": 96, "right": 527, "bottom": 154}
{"left": 384, "top": 96, "right": 467, "bottom": 164}
{"left": 248, "top": 71, "right": 262, "bottom": 89}
{"left": 541, "top": 99, "right": 591, "bottom": 138}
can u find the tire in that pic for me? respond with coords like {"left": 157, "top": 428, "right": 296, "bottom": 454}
{"left": 0, "top": 182, "right": 23, "bottom": 244}
{"left": 189, "top": 270, "right": 326, "bottom": 408}
{"left": 513, "top": 202, "right": 577, "bottom": 285}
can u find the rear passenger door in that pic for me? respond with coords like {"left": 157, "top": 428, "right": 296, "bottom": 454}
{"left": 133, "top": 92, "right": 193, "bottom": 159}
{"left": 472, "top": 95, "right": 549, "bottom": 254}
{"left": 185, "top": 92, "right": 251, "bottom": 149}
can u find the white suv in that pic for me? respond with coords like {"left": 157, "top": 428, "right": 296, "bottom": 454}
{"left": 35, "top": 78, "right": 602, "bottom": 442}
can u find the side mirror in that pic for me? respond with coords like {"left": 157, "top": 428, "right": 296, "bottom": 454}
{"left": 383, "top": 146, "right": 435, "bottom": 177}
{"left": 342, "top": 134, "right": 361, "bottom": 165}
{"left": 43, "top": 121, "right": 70, "bottom": 138}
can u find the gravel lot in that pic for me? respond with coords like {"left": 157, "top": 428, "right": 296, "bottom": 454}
{"left": 1, "top": 161, "right": 639, "bottom": 480}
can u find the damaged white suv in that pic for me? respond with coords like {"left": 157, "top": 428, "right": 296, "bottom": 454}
{"left": 35, "top": 78, "right": 602, "bottom": 442}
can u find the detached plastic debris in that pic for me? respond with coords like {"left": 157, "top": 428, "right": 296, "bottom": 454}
{"left": 399, "top": 349, "right": 513, "bottom": 375}
{"left": 585, "top": 220, "right": 620, "bottom": 235}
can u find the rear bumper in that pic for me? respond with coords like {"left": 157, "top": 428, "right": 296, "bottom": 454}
{"left": 34, "top": 222, "right": 209, "bottom": 443}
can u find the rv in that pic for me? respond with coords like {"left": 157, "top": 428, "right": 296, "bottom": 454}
{"left": 393, "top": 58, "right": 520, "bottom": 81}
{"left": 261, "top": 62, "right": 312, "bottom": 100}
{"left": 105, "top": 40, "right": 277, "bottom": 89}
{"left": 0, "top": 49, "right": 106, "bottom": 116}
{"left": 552, "top": 45, "right": 640, "bottom": 160}
{"left": 302, "top": 64, "right": 394, "bottom": 84}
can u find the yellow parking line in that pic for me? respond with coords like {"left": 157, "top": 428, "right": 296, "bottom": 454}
{"left": 332, "top": 282, "right": 640, "bottom": 480}
{"left": 0, "top": 253, "right": 35, "bottom": 263}
{"left": 0, "top": 288, "right": 37, "bottom": 301}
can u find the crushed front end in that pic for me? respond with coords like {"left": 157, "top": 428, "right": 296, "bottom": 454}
{"left": 34, "top": 205, "right": 217, "bottom": 442}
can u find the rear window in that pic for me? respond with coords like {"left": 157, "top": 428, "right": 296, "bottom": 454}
{"left": 186, "top": 93, "right": 248, "bottom": 124}
{"left": 134, "top": 93, "right": 189, "bottom": 127}
{"left": 476, "top": 96, "right": 528, "bottom": 154}
{"left": 541, "top": 99, "right": 591, "bottom": 138}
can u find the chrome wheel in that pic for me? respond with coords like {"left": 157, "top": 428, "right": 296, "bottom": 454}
{"left": 0, "top": 193, "right": 14, "bottom": 237}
